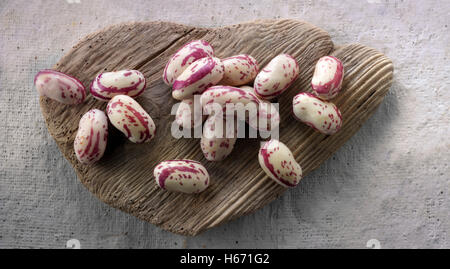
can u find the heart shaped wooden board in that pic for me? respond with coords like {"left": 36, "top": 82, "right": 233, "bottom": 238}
{"left": 40, "top": 19, "right": 393, "bottom": 236}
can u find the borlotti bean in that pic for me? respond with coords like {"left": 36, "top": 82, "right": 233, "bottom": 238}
{"left": 106, "top": 95, "right": 156, "bottom": 143}
{"left": 240, "top": 86, "right": 280, "bottom": 132}
{"left": 90, "top": 70, "right": 146, "bottom": 101}
{"left": 220, "top": 54, "right": 259, "bottom": 86}
{"left": 172, "top": 57, "right": 224, "bottom": 100}
{"left": 258, "top": 139, "right": 302, "bottom": 188}
{"left": 74, "top": 109, "right": 108, "bottom": 164}
{"left": 200, "top": 85, "right": 260, "bottom": 116}
{"left": 254, "top": 54, "right": 300, "bottom": 100}
{"left": 292, "top": 92, "right": 342, "bottom": 135}
{"left": 311, "top": 56, "right": 344, "bottom": 100}
{"left": 175, "top": 98, "right": 206, "bottom": 129}
{"left": 154, "top": 160, "right": 210, "bottom": 194}
{"left": 34, "top": 70, "right": 86, "bottom": 104}
{"left": 163, "top": 40, "right": 214, "bottom": 86}
{"left": 251, "top": 101, "right": 280, "bottom": 132}
{"left": 200, "top": 115, "right": 237, "bottom": 161}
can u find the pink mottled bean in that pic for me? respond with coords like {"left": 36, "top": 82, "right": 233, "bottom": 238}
{"left": 254, "top": 54, "right": 300, "bottom": 100}
{"left": 250, "top": 101, "right": 280, "bottom": 132}
{"left": 200, "top": 85, "right": 260, "bottom": 116}
{"left": 163, "top": 40, "right": 214, "bottom": 86}
{"left": 106, "top": 95, "right": 156, "bottom": 143}
{"left": 90, "top": 69, "right": 146, "bottom": 101}
{"left": 200, "top": 115, "right": 237, "bottom": 162}
{"left": 74, "top": 109, "right": 108, "bottom": 164}
{"left": 154, "top": 160, "right": 210, "bottom": 194}
{"left": 172, "top": 57, "right": 224, "bottom": 100}
{"left": 175, "top": 98, "right": 206, "bottom": 129}
{"left": 311, "top": 56, "right": 344, "bottom": 100}
{"left": 258, "top": 139, "right": 302, "bottom": 188}
{"left": 292, "top": 92, "right": 342, "bottom": 135}
{"left": 34, "top": 69, "right": 86, "bottom": 105}
{"left": 240, "top": 86, "right": 280, "bottom": 132}
{"left": 220, "top": 54, "right": 259, "bottom": 86}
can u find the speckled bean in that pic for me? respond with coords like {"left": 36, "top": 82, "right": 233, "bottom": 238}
{"left": 240, "top": 86, "right": 280, "bottom": 132}
{"left": 74, "top": 109, "right": 108, "bottom": 164}
{"left": 292, "top": 92, "right": 342, "bottom": 135}
{"left": 200, "top": 115, "right": 237, "bottom": 161}
{"left": 90, "top": 70, "right": 146, "bottom": 101}
{"left": 34, "top": 69, "right": 85, "bottom": 104}
{"left": 154, "top": 160, "right": 210, "bottom": 194}
{"left": 163, "top": 40, "right": 214, "bottom": 86}
{"left": 200, "top": 85, "right": 260, "bottom": 116}
{"left": 254, "top": 54, "right": 299, "bottom": 100}
{"left": 175, "top": 98, "right": 206, "bottom": 129}
{"left": 172, "top": 57, "right": 224, "bottom": 100}
{"left": 311, "top": 56, "right": 344, "bottom": 100}
{"left": 258, "top": 139, "right": 302, "bottom": 188}
{"left": 106, "top": 95, "right": 156, "bottom": 143}
{"left": 220, "top": 54, "right": 259, "bottom": 86}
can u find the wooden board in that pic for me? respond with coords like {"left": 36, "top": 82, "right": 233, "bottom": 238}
{"left": 39, "top": 19, "right": 394, "bottom": 236}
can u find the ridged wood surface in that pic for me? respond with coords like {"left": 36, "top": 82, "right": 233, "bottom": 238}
{"left": 39, "top": 19, "right": 393, "bottom": 236}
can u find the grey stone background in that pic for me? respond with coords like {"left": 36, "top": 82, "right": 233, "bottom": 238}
{"left": 0, "top": 0, "right": 449, "bottom": 249}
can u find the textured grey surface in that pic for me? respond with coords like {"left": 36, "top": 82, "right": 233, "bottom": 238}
{"left": 0, "top": 0, "right": 449, "bottom": 249}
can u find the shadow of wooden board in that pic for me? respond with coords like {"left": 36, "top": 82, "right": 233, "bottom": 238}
{"left": 39, "top": 19, "right": 394, "bottom": 236}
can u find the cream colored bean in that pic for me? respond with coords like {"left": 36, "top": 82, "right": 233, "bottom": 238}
{"left": 200, "top": 115, "right": 237, "bottom": 161}
{"left": 90, "top": 70, "right": 146, "bottom": 101}
{"left": 106, "top": 95, "right": 156, "bottom": 143}
{"left": 34, "top": 69, "right": 85, "bottom": 104}
{"left": 172, "top": 57, "right": 224, "bottom": 100}
{"left": 200, "top": 85, "right": 260, "bottom": 116}
{"left": 254, "top": 54, "right": 299, "bottom": 100}
{"left": 220, "top": 54, "right": 259, "bottom": 86}
{"left": 292, "top": 92, "right": 342, "bottom": 135}
{"left": 311, "top": 56, "right": 344, "bottom": 100}
{"left": 175, "top": 98, "right": 206, "bottom": 129}
{"left": 163, "top": 40, "right": 214, "bottom": 86}
{"left": 74, "top": 109, "right": 108, "bottom": 164}
{"left": 240, "top": 86, "right": 280, "bottom": 132}
{"left": 154, "top": 160, "right": 210, "bottom": 194}
{"left": 258, "top": 139, "right": 302, "bottom": 188}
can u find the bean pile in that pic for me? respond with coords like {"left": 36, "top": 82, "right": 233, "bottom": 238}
{"left": 35, "top": 40, "right": 345, "bottom": 194}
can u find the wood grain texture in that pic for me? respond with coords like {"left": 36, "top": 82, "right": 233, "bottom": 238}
{"left": 39, "top": 19, "right": 393, "bottom": 236}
